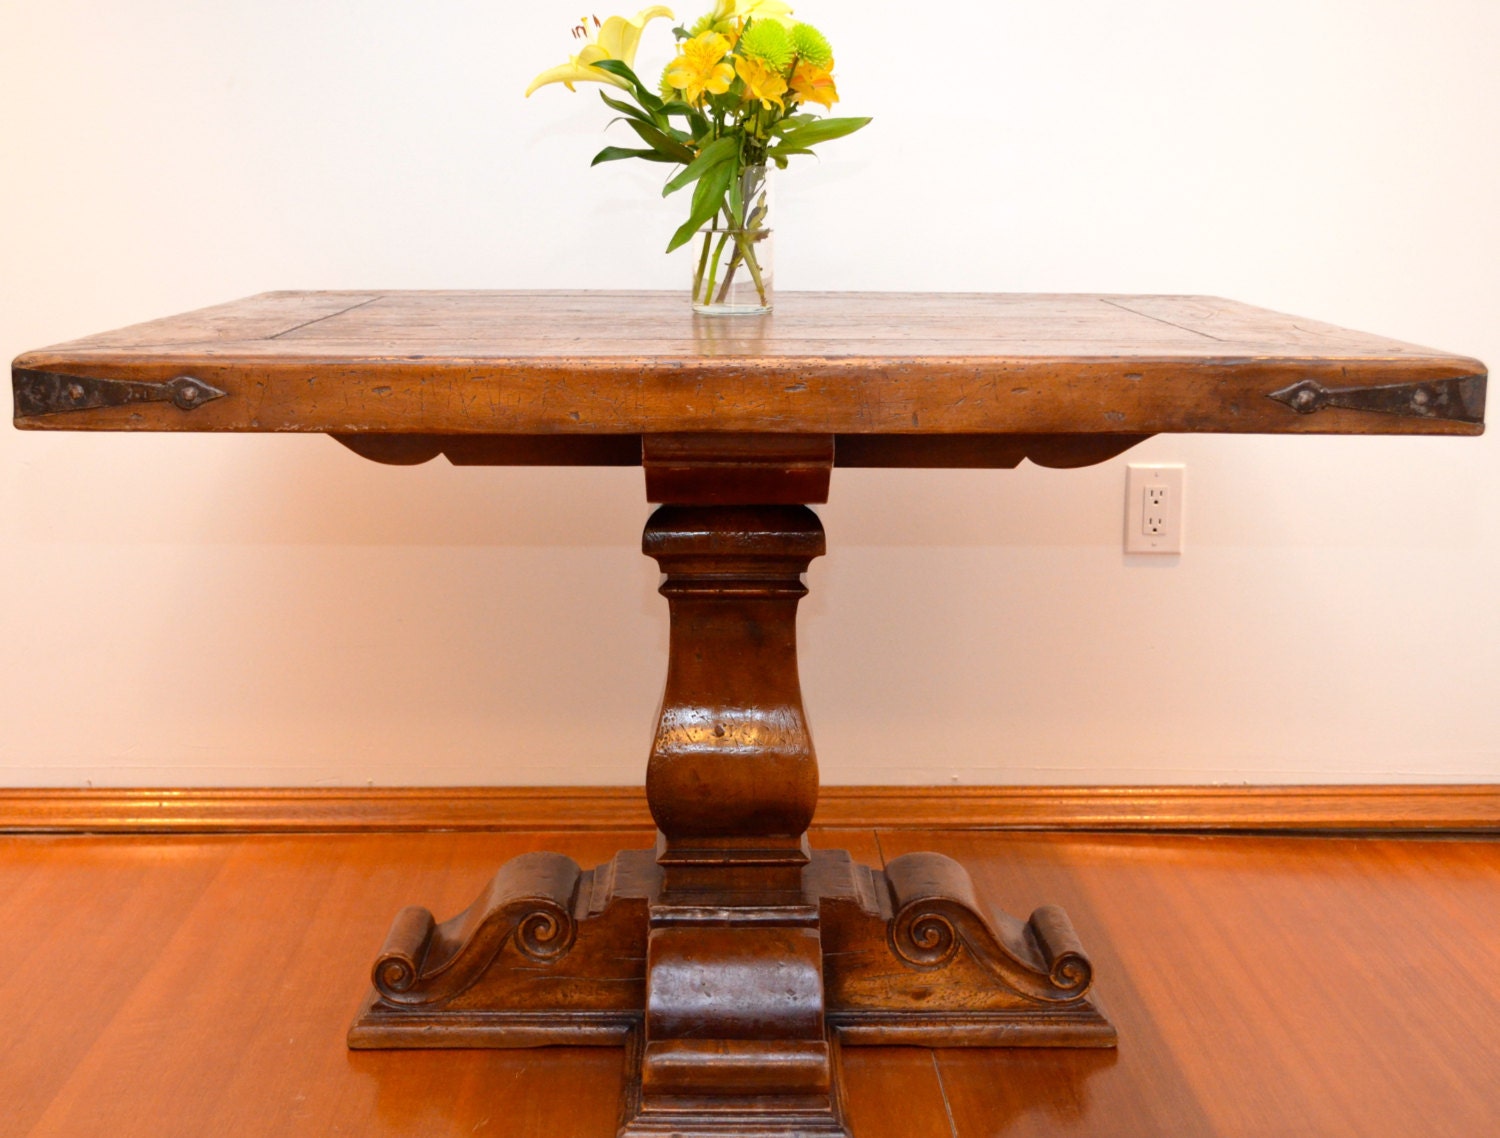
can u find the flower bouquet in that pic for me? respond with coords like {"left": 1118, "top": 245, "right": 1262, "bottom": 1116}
{"left": 527, "top": 2, "right": 870, "bottom": 313}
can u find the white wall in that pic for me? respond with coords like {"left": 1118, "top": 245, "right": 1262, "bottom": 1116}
{"left": 2, "top": 1, "right": 1495, "bottom": 787}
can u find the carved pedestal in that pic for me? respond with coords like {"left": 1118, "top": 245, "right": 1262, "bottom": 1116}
{"left": 350, "top": 438, "right": 1115, "bottom": 1137}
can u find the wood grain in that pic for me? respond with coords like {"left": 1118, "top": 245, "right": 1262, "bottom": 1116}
{"left": 2, "top": 785, "right": 1495, "bottom": 834}
{"left": 4, "top": 828, "right": 1497, "bottom": 1137}
{"left": 875, "top": 830, "right": 1500, "bottom": 1138}
{"left": 0, "top": 829, "right": 899, "bottom": 1138}
{"left": 13, "top": 291, "right": 1484, "bottom": 436}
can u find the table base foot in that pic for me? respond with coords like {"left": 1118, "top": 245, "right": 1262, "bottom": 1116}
{"left": 347, "top": 995, "right": 637, "bottom": 1048}
{"left": 818, "top": 848, "right": 1118, "bottom": 1048}
{"left": 348, "top": 843, "right": 1114, "bottom": 1128}
{"left": 618, "top": 1025, "right": 852, "bottom": 1138}
{"left": 347, "top": 848, "right": 652, "bottom": 1049}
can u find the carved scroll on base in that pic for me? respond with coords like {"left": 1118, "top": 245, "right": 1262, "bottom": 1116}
{"left": 818, "top": 849, "right": 1116, "bottom": 1047}
{"left": 348, "top": 849, "right": 654, "bottom": 1048}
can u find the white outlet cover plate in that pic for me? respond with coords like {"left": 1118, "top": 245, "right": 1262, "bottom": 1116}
{"left": 1125, "top": 464, "right": 1185, "bottom": 554}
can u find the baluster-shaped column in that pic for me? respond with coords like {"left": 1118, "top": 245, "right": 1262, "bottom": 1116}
{"left": 643, "top": 503, "right": 824, "bottom": 897}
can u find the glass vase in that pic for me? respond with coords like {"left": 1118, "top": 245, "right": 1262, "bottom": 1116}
{"left": 690, "top": 164, "right": 773, "bottom": 315}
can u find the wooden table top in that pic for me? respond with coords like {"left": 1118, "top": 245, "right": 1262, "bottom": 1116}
{"left": 12, "top": 291, "right": 1485, "bottom": 445}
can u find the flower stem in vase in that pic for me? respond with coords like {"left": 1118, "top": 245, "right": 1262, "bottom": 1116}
{"left": 739, "top": 232, "right": 768, "bottom": 307}
{"left": 693, "top": 230, "right": 713, "bottom": 303}
{"left": 700, "top": 229, "right": 731, "bottom": 306}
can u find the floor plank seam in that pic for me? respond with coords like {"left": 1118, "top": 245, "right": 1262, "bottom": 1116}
{"left": 929, "top": 1051, "right": 960, "bottom": 1138}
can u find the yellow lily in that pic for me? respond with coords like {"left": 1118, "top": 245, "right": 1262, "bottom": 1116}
{"left": 731, "top": 0, "right": 793, "bottom": 19}
{"left": 690, "top": 0, "right": 793, "bottom": 37}
{"left": 525, "top": 7, "right": 675, "bottom": 97}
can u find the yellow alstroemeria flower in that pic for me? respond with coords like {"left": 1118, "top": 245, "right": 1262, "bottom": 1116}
{"left": 790, "top": 60, "right": 838, "bottom": 109}
{"left": 734, "top": 54, "right": 787, "bottom": 111}
{"left": 525, "top": 7, "right": 674, "bottom": 96}
{"left": 664, "top": 32, "right": 736, "bottom": 105}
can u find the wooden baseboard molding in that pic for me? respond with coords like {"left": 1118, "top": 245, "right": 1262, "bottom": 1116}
{"left": 0, "top": 785, "right": 1495, "bottom": 835}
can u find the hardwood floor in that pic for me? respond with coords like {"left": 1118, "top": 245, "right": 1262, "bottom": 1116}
{"left": 1, "top": 827, "right": 1495, "bottom": 1137}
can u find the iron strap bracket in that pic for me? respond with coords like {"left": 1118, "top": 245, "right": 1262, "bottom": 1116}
{"left": 13, "top": 368, "right": 226, "bottom": 418}
{"left": 1268, "top": 375, "right": 1485, "bottom": 424}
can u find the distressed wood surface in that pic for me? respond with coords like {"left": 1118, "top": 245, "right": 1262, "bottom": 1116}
{"left": 12, "top": 291, "right": 1485, "bottom": 437}
{"left": 3, "top": 828, "right": 1497, "bottom": 1137}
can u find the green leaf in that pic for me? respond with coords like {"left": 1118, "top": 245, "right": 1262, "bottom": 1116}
{"left": 729, "top": 164, "right": 744, "bottom": 221}
{"left": 666, "top": 159, "right": 735, "bottom": 252}
{"left": 661, "top": 101, "right": 712, "bottom": 137}
{"left": 708, "top": 88, "right": 741, "bottom": 117}
{"left": 588, "top": 58, "right": 665, "bottom": 113}
{"left": 662, "top": 135, "right": 739, "bottom": 197}
{"left": 771, "top": 114, "right": 817, "bottom": 136}
{"left": 588, "top": 58, "right": 644, "bottom": 88}
{"left": 591, "top": 146, "right": 679, "bottom": 166}
{"left": 624, "top": 118, "right": 696, "bottom": 164}
{"left": 598, "top": 90, "right": 654, "bottom": 126}
{"left": 774, "top": 116, "right": 873, "bottom": 148}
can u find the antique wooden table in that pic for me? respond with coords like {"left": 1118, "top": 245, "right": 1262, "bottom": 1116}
{"left": 12, "top": 292, "right": 1486, "bottom": 1137}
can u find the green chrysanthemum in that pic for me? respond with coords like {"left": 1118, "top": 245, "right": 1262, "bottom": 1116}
{"left": 737, "top": 19, "right": 793, "bottom": 71}
{"left": 659, "top": 60, "right": 680, "bottom": 100}
{"left": 789, "top": 23, "right": 833, "bottom": 69}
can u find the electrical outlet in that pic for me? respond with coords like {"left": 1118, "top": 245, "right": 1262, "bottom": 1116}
{"left": 1144, "top": 485, "right": 1169, "bottom": 534}
{"left": 1125, "top": 465, "right": 1184, "bottom": 554}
